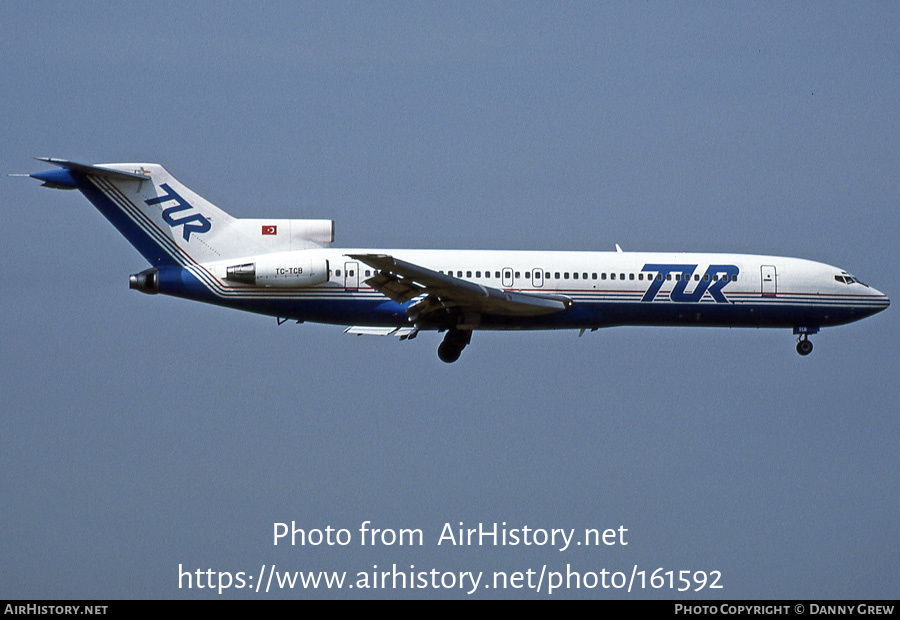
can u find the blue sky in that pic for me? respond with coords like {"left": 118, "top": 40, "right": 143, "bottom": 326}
{"left": 2, "top": 2, "right": 898, "bottom": 599}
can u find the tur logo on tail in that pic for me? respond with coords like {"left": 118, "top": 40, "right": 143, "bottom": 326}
{"left": 146, "top": 183, "right": 211, "bottom": 241}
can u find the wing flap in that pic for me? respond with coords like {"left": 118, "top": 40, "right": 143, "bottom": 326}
{"left": 364, "top": 271, "right": 425, "bottom": 303}
{"left": 344, "top": 326, "right": 417, "bottom": 338}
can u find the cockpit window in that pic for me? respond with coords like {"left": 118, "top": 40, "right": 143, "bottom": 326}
{"left": 835, "top": 273, "right": 869, "bottom": 287}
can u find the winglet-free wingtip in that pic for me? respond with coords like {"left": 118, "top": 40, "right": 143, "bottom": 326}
{"left": 616, "top": 244, "right": 624, "bottom": 253}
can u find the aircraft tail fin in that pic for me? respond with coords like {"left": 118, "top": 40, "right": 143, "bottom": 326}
{"left": 31, "top": 159, "right": 333, "bottom": 267}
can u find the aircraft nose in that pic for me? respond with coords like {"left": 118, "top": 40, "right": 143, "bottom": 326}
{"left": 870, "top": 287, "right": 890, "bottom": 312}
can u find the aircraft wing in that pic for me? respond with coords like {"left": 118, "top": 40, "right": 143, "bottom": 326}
{"left": 347, "top": 253, "right": 572, "bottom": 321}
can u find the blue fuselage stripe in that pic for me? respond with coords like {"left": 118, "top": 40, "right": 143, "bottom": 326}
{"left": 153, "top": 275, "right": 885, "bottom": 330}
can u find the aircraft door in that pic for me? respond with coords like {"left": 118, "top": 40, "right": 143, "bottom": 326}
{"left": 344, "top": 261, "right": 359, "bottom": 290}
{"left": 502, "top": 268, "right": 513, "bottom": 288}
{"left": 532, "top": 268, "right": 543, "bottom": 288}
{"left": 761, "top": 265, "right": 776, "bottom": 297}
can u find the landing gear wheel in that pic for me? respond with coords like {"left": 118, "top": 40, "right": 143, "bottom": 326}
{"left": 796, "top": 337, "right": 813, "bottom": 356}
{"left": 438, "top": 341, "right": 463, "bottom": 363}
{"left": 437, "top": 329, "right": 472, "bottom": 363}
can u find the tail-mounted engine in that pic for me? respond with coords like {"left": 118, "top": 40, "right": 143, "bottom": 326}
{"left": 225, "top": 257, "right": 329, "bottom": 287}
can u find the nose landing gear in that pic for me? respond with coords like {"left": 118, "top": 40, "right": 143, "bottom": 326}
{"left": 794, "top": 327, "right": 818, "bottom": 356}
{"left": 796, "top": 335, "right": 813, "bottom": 356}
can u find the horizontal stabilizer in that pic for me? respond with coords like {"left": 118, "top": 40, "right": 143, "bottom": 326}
{"left": 35, "top": 158, "right": 152, "bottom": 182}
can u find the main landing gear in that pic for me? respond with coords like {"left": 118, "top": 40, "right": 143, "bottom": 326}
{"left": 794, "top": 327, "right": 818, "bottom": 356}
{"left": 438, "top": 329, "right": 472, "bottom": 363}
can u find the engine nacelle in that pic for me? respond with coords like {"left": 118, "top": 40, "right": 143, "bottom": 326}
{"left": 288, "top": 220, "right": 334, "bottom": 246}
{"left": 233, "top": 219, "right": 334, "bottom": 249}
{"left": 225, "top": 256, "right": 329, "bottom": 287}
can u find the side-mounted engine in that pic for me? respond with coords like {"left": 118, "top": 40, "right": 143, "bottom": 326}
{"left": 224, "top": 255, "right": 329, "bottom": 287}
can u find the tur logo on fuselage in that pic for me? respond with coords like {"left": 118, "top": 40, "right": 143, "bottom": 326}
{"left": 641, "top": 264, "right": 739, "bottom": 303}
{"left": 145, "top": 183, "right": 211, "bottom": 241}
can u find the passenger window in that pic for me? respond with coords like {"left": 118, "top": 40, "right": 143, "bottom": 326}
{"left": 564, "top": 273, "right": 569, "bottom": 279}
{"left": 666, "top": 274, "right": 671, "bottom": 281}
{"left": 349, "top": 270, "right": 354, "bottom": 277}
{"left": 495, "top": 271, "right": 501, "bottom": 278}
{"left": 592, "top": 273, "right": 597, "bottom": 280}
{"left": 336, "top": 270, "right": 341, "bottom": 276}
{"left": 573, "top": 273, "right": 579, "bottom": 280}
{"left": 555, "top": 273, "right": 560, "bottom": 279}
{"left": 611, "top": 273, "right": 616, "bottom": 280}
{"left": 629, "top": 273, "right": 634, "bottom": 280}
{"left": 601, "top": 273, "right": 607, "bottom": 280}
{"left": 466, "top": 271, "right": 472, "bottom": 277}
{"left": 731, "top": 274, "right": 737, "bottom": 282}
{"left": 704, "top": 274, "right": 710, "bottom": 281}
{"left": 457, "top": 271, "right": 463, "bottom": 277}
{"left": 515, "top": 271, "right": 520, "bottom": 278}
{"left": 365, "top": 270, "right": 371, "bottom": 276}
{"left": 476, "top": 271, "right": 481, "bottom": 278}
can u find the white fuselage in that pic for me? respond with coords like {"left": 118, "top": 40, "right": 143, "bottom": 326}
{"left": 192, "top": 248, "right": 888, "bottom": 331}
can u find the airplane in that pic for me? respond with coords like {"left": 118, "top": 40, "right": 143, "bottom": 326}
{"left": 26, "top": 158, "right": 889, "bottom": 363}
